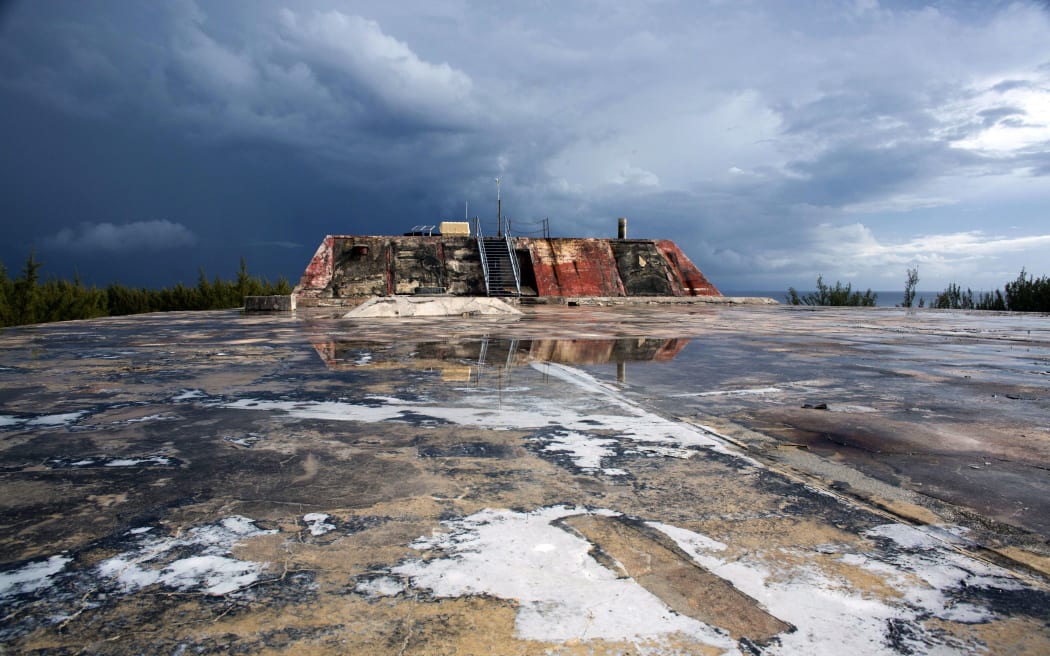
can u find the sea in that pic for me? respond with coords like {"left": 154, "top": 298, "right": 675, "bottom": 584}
{"left": 725, "top": 290, "right": 942, "bottom": 308}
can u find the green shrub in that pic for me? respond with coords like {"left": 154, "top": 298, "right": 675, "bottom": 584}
{"left": 933, "top": 269, "right": 1046, "bottom": 312}
{"left": 786, "top": 275, "right": 877, "bottom": 307}
{"left": 1005, "top": 268, "right": 1050, "bottom": 312}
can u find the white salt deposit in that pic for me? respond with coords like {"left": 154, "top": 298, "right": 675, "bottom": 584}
{"left": 172, "top": 389, "right": 207, "bottom": 401}
{"left": 156, "top": 555, "right": 264, "bottom": 595}
{"left": 854, "top": 523, "right": 1024, "bottom": 624}
{"left": 97, "top": 516, "right": 275, "bottom": 596}
{"left": 534, "top": 430, "right": 617, "bottom": 471}
{"left": 646, "top": 521, "right": 728, "bottom": 553}
{"left": 650, "top": 520, "right": 1027, "bottom": 654}
{"left": 382, "top": 508, "right": 1026, "bottom": 654}
{"left": 27, "top": 411, "right": 87, "bottom": 427}
{"left": 0, "top": 555, "right": 71, "bottom": 599}
{"left": 1, "top": 411, "right": 88, "bottom": 430}
{"left": 866, "top": 522, "right": 942, "bottom": 550}
{"left": 355, "top": 576, "right": 403, "bottom": 598}
{"left": 223, "top": 433, "right": 263, "bottom": 448}
{"left": 389, "top": 506, "right": 735, "bottom": 649}
{"left": 303, "top": 513, "right": 335, "bottom": 536}
{"left": 222, "top": 398, "right": 408, "bottom": 423}
{"left": 118, "top": 413, "right": 177, "bottom": 424}
{"left": 217, "top": 362, "right": 733, "bottom": 477}
{"left": 104, "top": 456, "right": 173, "bottom": 467}
{"left": 681, "top": 387, "right": 783, "bottom": 397}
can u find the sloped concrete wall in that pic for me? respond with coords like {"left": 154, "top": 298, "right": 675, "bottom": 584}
{"left": 655, "top": 240, "right": 721, "bottom": 296}
{"left": 525, "top": 239, "right": 627, "bottom": 297}
{"left": 523, "top": 237, "right": 719, "bottom": 298}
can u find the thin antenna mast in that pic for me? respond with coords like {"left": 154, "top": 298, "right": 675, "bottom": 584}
{"left": 495, "top": 177, "right": 502, "bottom": 237}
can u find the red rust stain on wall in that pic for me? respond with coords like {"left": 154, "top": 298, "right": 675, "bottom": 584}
{"left": 653, "top": 338, "right": 691, "bottom": 360}
{"left": 656, "top": 240, "right": 720, "bottom": 296}
{"left": 526, "top": 239, "right": 627, "bottom": 297}
{"left": 297, "top": 236, "right": 335, "bottom": 290}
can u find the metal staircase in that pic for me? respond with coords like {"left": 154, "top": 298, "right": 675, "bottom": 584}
{"left": 474, "top": 220, "right": 521, "bottom": 297}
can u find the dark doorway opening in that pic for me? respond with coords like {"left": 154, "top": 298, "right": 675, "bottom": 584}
{"left": 516, "top": 249, "right": 538, "bottom": 296}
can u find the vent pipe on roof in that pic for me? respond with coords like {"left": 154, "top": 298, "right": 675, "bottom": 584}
{"left": 618, "top": 217, "right": 627, "bottom": 240}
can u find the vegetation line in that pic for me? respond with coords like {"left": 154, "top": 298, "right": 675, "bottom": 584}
{"left": 786, "top": 268, "right": 1050, "bottom": 312}
{"left": 0, "top": 253, "right": 292, "bottom": 328}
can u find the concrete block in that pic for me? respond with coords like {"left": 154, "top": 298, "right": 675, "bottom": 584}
{"left": 244, "top": 295, "right": 296, "bottom": 312}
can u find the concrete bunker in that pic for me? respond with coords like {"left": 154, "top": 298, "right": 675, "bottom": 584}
{"left": 294, "top": 225, "right": 720, "bottom": 307}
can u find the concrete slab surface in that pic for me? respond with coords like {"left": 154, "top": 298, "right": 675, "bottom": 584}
{"left": 1, "top": 305, "right": 1049, "bottom": 654}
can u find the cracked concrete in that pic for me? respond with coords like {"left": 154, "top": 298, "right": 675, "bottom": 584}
{"left": 1, "top": 304, "right": 1049, "bottom": 654}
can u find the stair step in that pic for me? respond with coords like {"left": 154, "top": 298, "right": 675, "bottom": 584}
{"left": 478, "top": 236, "right": 520, "bottom": 297}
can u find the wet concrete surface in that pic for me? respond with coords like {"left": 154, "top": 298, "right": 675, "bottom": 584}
{"left": 1, "top": 305, "right": 1049, "bottom": 654}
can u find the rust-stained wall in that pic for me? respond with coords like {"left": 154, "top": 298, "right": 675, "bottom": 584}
{"left": 295, "top": 235, "right": 720, "bottom": 305}
{"left": 524, "top": 239, "right": 627, "bottom": 297}
{"left": 656, "top": 240, "right": 721, "bottom": 296}
{"left": 299, "top": 236, "right": 336, "bottom": 292}
{"left": 297, "top": 236, "right": 485, "bottom": 304}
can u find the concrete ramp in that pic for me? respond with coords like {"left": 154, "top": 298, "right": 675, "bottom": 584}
{"left": 344, "top": 296, "right": 522, "bottom": 318}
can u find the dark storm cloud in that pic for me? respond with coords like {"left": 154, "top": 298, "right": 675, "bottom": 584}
{"left": 1, "top": 0, "right": 1049, "bottom": 292}
{"left": 780, "top": 141, "right": 973, "bottom": 208}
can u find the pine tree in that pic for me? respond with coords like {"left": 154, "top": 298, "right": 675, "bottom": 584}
{"left": 0, "top": 260, "right": 11, "bottom": 327}
{"left": 12, "top": 252, "right": 42, "bottom": 325}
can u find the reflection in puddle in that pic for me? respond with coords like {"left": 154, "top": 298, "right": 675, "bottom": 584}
{"left": 310, "top": 336, "right": 689, "bottom": 383}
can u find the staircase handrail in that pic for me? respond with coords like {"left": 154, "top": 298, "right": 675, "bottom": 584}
{"left": 474, "top": 217, "right": 491, "bottom": 296}
{"left": 503, "top": 229, "right": 521, "bottom": 297}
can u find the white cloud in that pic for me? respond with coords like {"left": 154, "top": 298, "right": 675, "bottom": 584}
{"left": 275, "top": 8, "right": 474, "bottom": 124}
{"left": 945, "top": 80, "right": 1050, "bottom": 154}
{"left": 613, "top": 164, "right": 660, "bottom": 187}
{"left": 897, "top": 231, "right": 1050, "bottom": 257}
{"left": 49, "top": 221, "right": 197, "bottom": 252}
{"left": 734, "top": 222, "right": 1050, "bottom": 289}
{"left": 807, "top": 223, "right": 1050, "bottom": 261}
{"left": 842, "top": 195, "right": 960, "bottom": 214}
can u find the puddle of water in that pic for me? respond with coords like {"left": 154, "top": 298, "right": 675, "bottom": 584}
{"left": 300, "top": 330, "right": 1050, "bottom": 540}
